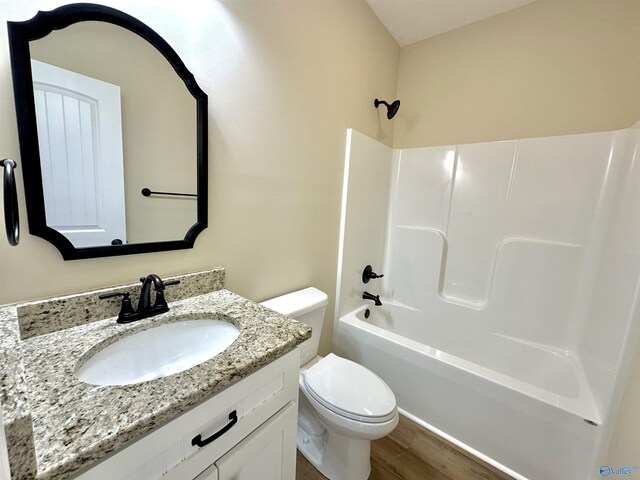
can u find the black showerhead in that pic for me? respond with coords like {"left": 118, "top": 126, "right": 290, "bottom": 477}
{"left": 374, "top": 98, "right": 400, "bottom": 120}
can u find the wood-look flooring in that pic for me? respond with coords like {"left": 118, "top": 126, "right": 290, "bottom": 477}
{"left": 296, "top": 413, "right": 514, "bottom": 480}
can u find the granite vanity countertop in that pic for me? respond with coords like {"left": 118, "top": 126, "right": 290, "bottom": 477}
{"left": 0, "top": 289, "right": 311, "bottom": 480}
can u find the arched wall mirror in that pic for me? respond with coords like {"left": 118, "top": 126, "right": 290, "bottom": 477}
{"left": 7, "top": 3, "right": 208, "bottom": 260}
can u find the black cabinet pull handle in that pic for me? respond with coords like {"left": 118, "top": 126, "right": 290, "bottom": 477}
{"left": 191, "top": 410, "right": 238, "bottom": 448}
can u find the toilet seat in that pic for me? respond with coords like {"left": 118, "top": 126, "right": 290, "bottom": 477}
{"left": 301, "top": 353, "right": 397, "bottom": 424}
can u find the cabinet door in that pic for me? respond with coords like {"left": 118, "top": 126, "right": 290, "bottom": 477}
{"left": 216, "top": 402, "right": 297, "bottom": 480}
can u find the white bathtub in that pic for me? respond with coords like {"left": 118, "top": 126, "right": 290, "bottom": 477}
{"left": 335, "top": 303, "right": 604, "bottom": 480}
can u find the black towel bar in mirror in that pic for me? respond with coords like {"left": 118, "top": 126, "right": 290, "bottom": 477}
{"left": 0, "top": 159, "right": 19, "bottom": 246}
{"left": 141, "top": 188, "right": 197, "bottom": 198}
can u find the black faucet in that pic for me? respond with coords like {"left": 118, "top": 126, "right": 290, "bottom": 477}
{"left": 138, "top": 274, "right": 167, "bottom": 313}
{"left": 363, "top": 291, "right": 382, "bottom": 306}
{"left": 99, "top": 274, "right": 180, "bottom": 324}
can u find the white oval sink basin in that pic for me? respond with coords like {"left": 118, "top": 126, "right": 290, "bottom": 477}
{"left": 76, "top": 320, "right": 240, "bottom": 386}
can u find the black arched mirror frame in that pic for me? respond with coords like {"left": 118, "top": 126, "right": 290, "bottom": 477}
{"left": 7, "top": 3, "right": 208, "bottom": 260}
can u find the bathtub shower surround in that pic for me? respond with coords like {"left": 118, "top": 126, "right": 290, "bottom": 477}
{"left": 335, "top": 127, "right": 640, "bottom": 480}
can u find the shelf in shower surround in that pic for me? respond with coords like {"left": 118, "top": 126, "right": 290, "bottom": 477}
{"left": 389, "top": 225, "right": 584, "bottom": 311}
{"left": 437, "top": 294, "right": 486, "bottom": 310}
{"left": 395, "top": 225, "right": 446, "bottom": 232}
{"left": 394, "top": 225, "right": 583, "bottom": 248}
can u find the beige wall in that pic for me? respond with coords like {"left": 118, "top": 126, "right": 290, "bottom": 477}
{"left": 394, "top": 0, "right": 640, "bottom": 148}
{"left": 392, "top": 0, "right": 640, "bottom": 467}
{"left": 29, "top": 21, "right": 197, "bottom": 244}
{"left": 0, "top": 0, "right": 400, "bottom": 358}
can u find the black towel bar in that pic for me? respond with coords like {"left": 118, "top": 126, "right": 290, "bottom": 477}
{"left": 141, "top": 187, "right": 197, "bottom": 198}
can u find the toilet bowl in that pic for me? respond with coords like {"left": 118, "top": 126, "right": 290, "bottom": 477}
{"left": 261, "top": 288, "right": 398, "bottom": 480}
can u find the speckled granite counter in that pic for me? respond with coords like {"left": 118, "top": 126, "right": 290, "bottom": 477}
{"left": 0, "top": 276, "right": 311, "bottom": 480}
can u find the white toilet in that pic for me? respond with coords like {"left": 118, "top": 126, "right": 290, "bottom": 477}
{"left": 261, "top": 287, "right": 398, "bottom": 480}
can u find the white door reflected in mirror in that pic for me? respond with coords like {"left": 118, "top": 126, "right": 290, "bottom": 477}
{"left": 32, "top": 59, "right": 126, "bottom": 247}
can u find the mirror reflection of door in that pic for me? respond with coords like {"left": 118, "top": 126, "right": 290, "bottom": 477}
{"left": 28, "top": 19, "right": 198, "bottom": 247}
{"left": 31, "top": 59, "right": 126, "bottom": 247}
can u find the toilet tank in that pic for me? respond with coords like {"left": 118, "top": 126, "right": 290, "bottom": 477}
{"left": 260, "top": 287, "right": 328, "bottom": 366}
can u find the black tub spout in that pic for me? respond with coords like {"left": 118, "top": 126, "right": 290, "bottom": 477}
{"left": 363, "top": 291, "right": 382, "bottom": 306}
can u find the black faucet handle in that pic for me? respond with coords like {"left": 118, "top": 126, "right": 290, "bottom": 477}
{"left": 152, "top": 290, "right": 169, "bottom": 311}
{"left": 99, "top": 291, "right": 136, "bottom": 321}
{"left": 99, "top": 291, "right": 129, "bottom": 300}
{"left": 152, "top": 279, "right": 179, "bottom": 310}
{"left": 362, "top": 265, "right": 384, "bottom": 283}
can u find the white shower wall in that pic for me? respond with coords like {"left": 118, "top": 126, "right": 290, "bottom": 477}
{"left": 337, "top": 125, "right": 640, "bottom": 426}
{"left": 335, "top": 130, "right": 392, "bottom": 321}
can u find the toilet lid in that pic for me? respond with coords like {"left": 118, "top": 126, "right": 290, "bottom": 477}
{"left": 303, "top": 354, "right": 396, "bottom": 422}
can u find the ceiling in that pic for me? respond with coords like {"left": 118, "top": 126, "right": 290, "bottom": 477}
{"left": 366, "top": 0, "right": 538, "bottom": 47}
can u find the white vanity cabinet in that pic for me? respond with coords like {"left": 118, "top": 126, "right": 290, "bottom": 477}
{"left": 75, "top": 349, "right": 299, "bottom": 480}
